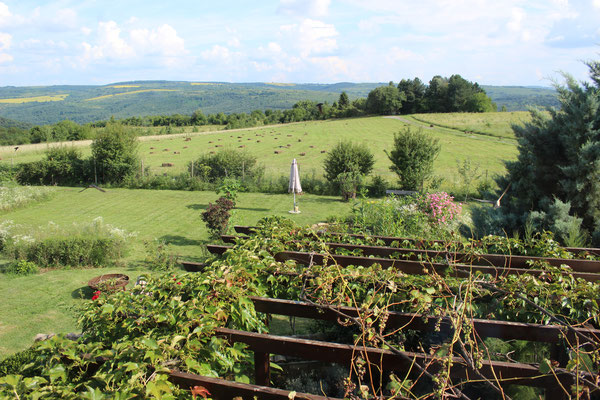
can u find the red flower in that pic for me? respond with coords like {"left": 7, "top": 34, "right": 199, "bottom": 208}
{"left": 177, "top": 282, "right": 182, "bottom": 285}
{"left": 91, "top": 294, "right": 99, "bottom": 300}
{"left": 94, "top": 291, "right": 101, "bottom": 295}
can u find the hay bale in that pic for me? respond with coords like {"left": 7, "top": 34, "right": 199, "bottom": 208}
{"left": 163, "top": 149, "right": 169, "bottom": 151}
{"left": 183, "top": 146, "right": 188, "bottom": 149}
{"left": 298, "top": 139, "right": 302, "bottom": 142}
{"left": 274, "top": 150, "right": 281, "bottom": 154}
{"left": 309, "top": 145, "right": 314, "bottom": 148}
{"left": 321, "top": 150, "right": 327, "bottom": 153}
{"left": 299, "top": 152, "right": 306, "bottom": 156}
{"left": 150, "top": 147, "right": 155, "bottom": 149}
{"left": 185, "top": 138, "right": 191, "bottom": 141}
{"left": 162, "top": 163, "right": 174, "bottom": 167}
{"left": 174, "top": 151, "right": 180, "bottom": 154}
{"left": 239, "top": 145, "right": 245, "bottom": 148}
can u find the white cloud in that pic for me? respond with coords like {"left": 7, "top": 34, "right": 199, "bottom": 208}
{"left": 278, "top": 0, "right": 330, "bottom": 17}
{"left": 80, "top": 21, "right": 188, "bottom": 67}
{"left": 130, "top": 24, "right": 186, "bottom": 57}
{"left": 593, "top": 0, "right": 600, "bottom": 9}
{"left": 53, "top": 8, "right": 77, "bottom": 29}
{"left": 0, "top": 2, "right": 12, "bottom": 27}
{"left": 280, "top": 19, "right": 338, "bottom": 57}
{"left": 201, "top": 45, "right": 236, "bottom": 63}
{"left": 0, "top": 31, "right": 10, "bottom": 64}
{"left": 0, "top": 31, "right": 10, "bottom": 51}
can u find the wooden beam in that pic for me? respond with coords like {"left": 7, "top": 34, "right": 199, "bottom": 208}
{"left": 168, "top": 371, "right": 338, "bottom": 400}
{"left": 274, "top": 251, "right": 600, "bottom": 282}
{"left": 326, "top": 242, "right": 600, "bottom": 273}
{"left": 215, "top": 327, "right": 574, "bottom": 389}
{"left": 249, "top": 296, "right": 600, "bottom": 344}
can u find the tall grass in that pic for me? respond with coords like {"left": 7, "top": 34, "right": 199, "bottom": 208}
{"left": 0, "top": 217, "right": 135, "bottom": 269}
{"left": 0, "top": 186, "right": 54, "bottom": 212}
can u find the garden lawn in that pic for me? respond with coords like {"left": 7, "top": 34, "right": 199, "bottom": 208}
{"left": 0, "top": 187, "right": 353, "bottom": 358}
{"left": 0, "top": 267, "right": 152, "bottom": 358}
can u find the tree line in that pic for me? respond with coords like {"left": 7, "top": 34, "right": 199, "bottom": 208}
{"left": 0, "top": 74, "right": 495, "bottom": 146}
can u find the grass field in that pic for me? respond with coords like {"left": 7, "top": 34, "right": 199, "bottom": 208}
{"left": 0, "top": 187, "right": 352, "bottom": 261}
{"left": 134, "top": 115, "right": 518, "bottom": 188}
{"left": 0, "top": 115, "right": 520, "bottom": 193}
{"left": 0, "top": 187, "right": 353, "bottom": 357}
{"left": 409, "top": 111, "right": 532, "bottom": 139}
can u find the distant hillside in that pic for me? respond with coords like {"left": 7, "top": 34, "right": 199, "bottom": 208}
{"left": 481, "top": 85, "right": 559, "bottom": 111}
{"left": 0, "top": 81, "right": 556, "bottom": 125}
{"left": 0, "top": 116, "right": 33, "bottom": 130}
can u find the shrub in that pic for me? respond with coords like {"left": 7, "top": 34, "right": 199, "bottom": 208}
{"left": 1, "top": 218, "right": 133, "bottom": 268}
{"left": 145, "top": 240, "right": 177, "bottom": 271}
{"left": 91, "top": 123, "right": 138, "bottom": 184}
{"left": 201, "top": 197, "right": 235, "bottom": 238}
{"left": 417, "top": 192, "right": 462, "bottom": 226}
{"left": 190, "top": 149, "right": 262, "bottom": 183}
{"left": 0, "top": 348, "right": 38, "bottom": 377}
{"left": 216, "top": 178, "right": 241, "bottom": 205}
{"left": 367, "top": 175, "right": 388, "bottom": 197}
{"left": 2, "top": 259, "right": 39, "bottom": 276}
{"left": 17, "top": 147, "right": 88, "bottom": 186}
{"left": 348, "top": 196, "right": 431, "bottom": 238}
{"left": 323, "top": 141, "right": 374, "bottom": 183}
{"left": 337, "top": 171, "right": 365, "bottom": 201}
{"left": 386, "top": 127, "right": 441, "bottom": 190}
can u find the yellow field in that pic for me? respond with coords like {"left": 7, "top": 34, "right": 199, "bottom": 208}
{"left": 0, "top": 94, "right": 69, "bottom": 103}
{"left": 107, "top": 85, "right": 140, "bottom": 88}
{"left": 190, "top": 82, "right": 223, "bottom": 86}
{"left": 85, "top": 89, "right": 177, "bottom": 101}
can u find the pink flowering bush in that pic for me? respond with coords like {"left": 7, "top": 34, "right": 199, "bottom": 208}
{"left": 418, "top": 192, "right": 462, "bottom": 226}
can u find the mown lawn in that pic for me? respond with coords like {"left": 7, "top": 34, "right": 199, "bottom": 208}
{"left": 0, "top": 188, "right": 353, "bottom": 357}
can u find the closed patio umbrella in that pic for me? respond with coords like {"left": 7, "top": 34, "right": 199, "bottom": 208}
{"left": 288, "top": 158, "right": 302, "bottom": 213}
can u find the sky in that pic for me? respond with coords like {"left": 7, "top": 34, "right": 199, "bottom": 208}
{"left": 0, "top": 0, "right": 599, "bottom": 87}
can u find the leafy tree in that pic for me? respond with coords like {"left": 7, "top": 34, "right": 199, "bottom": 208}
{"left": 386, "top": 128, "right": 441, "bottom": 190}
{"left": 91, "top": 123, "right": 138, "bottom": 184}
{"left": 491, "top": 60, "right": 600, "bottom": 244}
{"left": 397, "top": 78, "right": 426, "bottom": 114}
{"left": 323, "top": 141, "right": 375, "bottom": 183}
{"left": 190, "top": 149, "right": 261, "bottom": 183}
{"left": 425, "top": 75, "right": 449, "bottom": 112}
{"left": 338, "top": 91, "right": 349, "bottom": 109}
{"left": 365, "top": 85, "right": 405, "bottom": 114}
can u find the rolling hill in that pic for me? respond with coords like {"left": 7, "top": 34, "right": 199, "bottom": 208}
{"left": 0, "top": 81, "right": 556, "bottom": 125}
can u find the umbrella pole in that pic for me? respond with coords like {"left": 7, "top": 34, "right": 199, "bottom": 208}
{"left": 293, "top": 192, "right": 296, "bottom": 209}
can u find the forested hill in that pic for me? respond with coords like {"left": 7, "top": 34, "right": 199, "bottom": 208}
{"left": 0, "top": 81, "right": 556, "bottom": 125}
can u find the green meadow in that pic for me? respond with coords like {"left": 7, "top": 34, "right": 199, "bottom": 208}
{"left": 2, "top": 113, "right": 522, "bottom": 190}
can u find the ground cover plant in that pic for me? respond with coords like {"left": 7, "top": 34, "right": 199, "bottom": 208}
{"left": 0, "top": 217, "right": 597, "bottom": 399}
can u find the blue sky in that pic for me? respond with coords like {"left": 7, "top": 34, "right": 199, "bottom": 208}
{"left": 0, "top": 0, "right": 598, "bottom": 86}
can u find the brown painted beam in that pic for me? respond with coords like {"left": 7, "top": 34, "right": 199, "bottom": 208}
{"left": 168, "top": 371, "right": 337, "bottom": 400}
{"left": 326, "top": 242, "right": 600, "bottom": 273}
{"left": 274, "top": 251, "right": 600, "bottom": 282}
{"left": 249, "top": 296, "right": 600, "bottom": 344}
{"left": 215, "top": 327, "right": 574, "bottom": 389}
{"left": 206, "top": 244, "right": 231, "bottom": 255}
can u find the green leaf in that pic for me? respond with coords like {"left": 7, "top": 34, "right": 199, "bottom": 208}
{"left": 539, "top": 359, "right": 551, "bottom": 374}
{"left": 101, "top": 304, "right": 114, "bottom": 315}
{"left": 141, "top": 338, "right": 159, "bottom": 350}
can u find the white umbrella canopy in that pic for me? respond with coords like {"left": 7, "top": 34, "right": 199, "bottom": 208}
{"left": 288, "top": 159, "right": 302, "bottom": 213}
